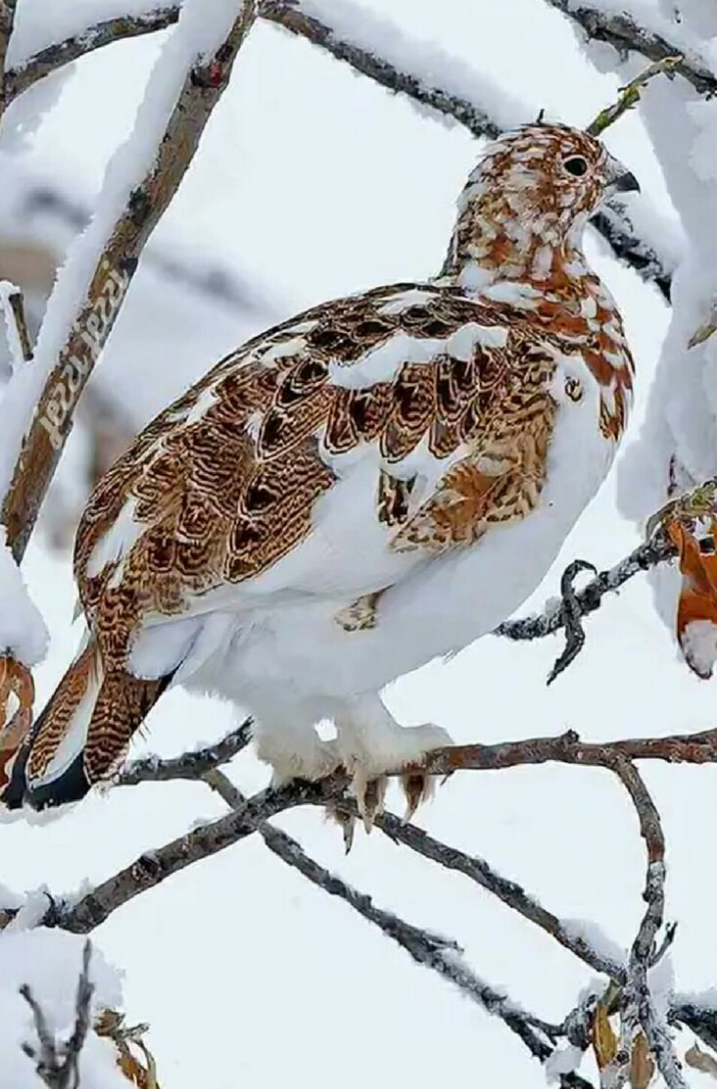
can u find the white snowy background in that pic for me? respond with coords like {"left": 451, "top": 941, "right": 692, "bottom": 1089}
{"left": 2, "top": 0, "right": 717, "bottom": 1086}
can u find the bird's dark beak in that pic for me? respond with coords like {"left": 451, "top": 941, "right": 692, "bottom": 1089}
{"left": 613, "top": 170, "right": 640, "bottom": 194}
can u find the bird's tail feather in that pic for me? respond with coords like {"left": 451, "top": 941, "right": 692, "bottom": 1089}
{"left": 7, "top": 637, "right": 170, "bottom": 809}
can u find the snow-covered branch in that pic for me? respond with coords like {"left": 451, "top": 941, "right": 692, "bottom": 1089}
{"left": 5, "top": 6, "right": 180, "bottom": 106}
{"left": 0, "top": 0, "right": 18, "bottom": 116}
{"left": 0, "top": 714, "right": 713, "bottom": 1081}
{"left": 543, "top": 0, "right": 717, "bottom": 99}
{"left": 117, "top": 718, "right": 253, "bottom": 786}
{"left": 3, "top": 0, "right": 678, "bottom": 303}
{"left": 495, "top": 534, "right": 678, "bottom": 678}
{"left": 260, "top": 0, "right": 676, "bottom": 300}
{"left": 0, "top": 0, "right": 258, "bottom": 564}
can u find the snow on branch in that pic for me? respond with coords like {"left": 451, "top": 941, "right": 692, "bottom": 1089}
{"left": 259, "top": 0, "right": 677, "bottom": 301}
{"left": 2, "top": 0, "right": 679, "bottom": 302}
{"left": 0, "top": 0, "right": 258, "bottom": 564}
{"left": 5, "top": 6, "right": 180, "bottom": 106}
{"left": 543, "top": 0, "right": 717, "bottom": 100}
{"left": 495, "top": 533, "right": 678, "bottom": 680}
{"left": 0, "top": 0, "right": 18, "bottom": 116}
{"left": 0, "top": 716, "right": 713, "bottom": 1080}
{"left": 118, "top": 717, "right": 253, "bottom": 785}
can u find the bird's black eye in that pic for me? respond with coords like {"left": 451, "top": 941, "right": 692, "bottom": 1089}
{"left": 564, "top": 155, "right": 589, "bottom": 177}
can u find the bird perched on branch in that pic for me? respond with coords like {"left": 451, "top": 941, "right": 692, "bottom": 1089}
{"left": 3, "top": 123, "right": 639, "bottom": 831}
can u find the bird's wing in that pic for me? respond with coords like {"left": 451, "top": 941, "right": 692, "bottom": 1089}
{"left": 75, "top": 281, "right": 559, "bottom": 669}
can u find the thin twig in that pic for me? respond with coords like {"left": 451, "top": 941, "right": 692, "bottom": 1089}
{"left": 117, "top": 718, "right": 252, "bottom": 786}
{"left": 492, "top": 535, "right": 675, "bottom": 662}
{"left": 588, "top": 55, "right": 684, "bottom": 136}
{"left": 608, "top": 759, "right": 686, "bottom": 1089}
{"left": 372, "top": 808, "right": 626, "bottom": 983}
{"left": 1, "top": 0, "right": 258, "bottom": 562}
{"left": 21, "top": 940, "right": 94, "bottom": 1089}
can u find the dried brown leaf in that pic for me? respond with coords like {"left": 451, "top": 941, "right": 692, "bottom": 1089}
{"left": 686, "top": 1042, "right": 717, "bottom": 1079}
{"left": 592, "top": 1003, "right": 618, "bottom": 1070}
{"left": 630, "top": 1032, "right": 655, "bottom": 1088}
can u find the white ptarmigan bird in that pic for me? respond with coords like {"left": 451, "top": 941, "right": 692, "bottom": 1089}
{"left": 4, "top": 123, "right": 639, "bottom": 819}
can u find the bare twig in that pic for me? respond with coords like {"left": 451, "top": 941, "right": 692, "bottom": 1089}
{"left": 494, "top": 533, "right": 678, "bottom": 671}
{"left": 588, "top": 55, "right": 684, "bottom": 136}
{"left": 1, "top": 0, "right": 258, "bottom": 562}
{"left": 117, "top": 718, "right": 252, "bottom": 786}
{"left": 372, "top": 808, "right": 626, "bottom": 983}
{"left": 543, "top": 0, "right": 717, "bottom": 99}
{"left": 21, "top": 940, "right": 94, "bottom": 1089}
{"left": 608, "top": 759, "right": 687, "bottom": 1089}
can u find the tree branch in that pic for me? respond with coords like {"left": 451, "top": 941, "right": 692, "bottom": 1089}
{"left": 494, "top": 533, "right": 678, "bottom": 678}
{"left": 56, "top": 774, "right": 347, "bottom": 933}
{"left": 543, "top": 0, "right": 717, "bottom": 99}
{"left": 0, "top": 0, "right": 17, "bottom": 117}
{"left": 421, "top": 726, "right": 717, "bottom": 777}
{"left": 19, "top": 721, "right": 709, "bottom": 1084}
{"left": 5, "top": 8, "right": 180, "bottom": 106}
{"left": 0, "top": 0, "right": 258, "bottom": 562}
{"left": 6, "top": 0, "right": 676, "bottom": 302}
{"left": 21, "top": 940, "right": 94, "bottom": 1089}
{"left": 117, "top": 718, "right": 252, "bottom": 786}
{"left": 373, "top": 808, "right": 626, "bottom": 983}
{"left": 607, "top": 759, "right": 686, "bottom": 1089}
{"left": 203, "top": 769, "right": 563, "bottom": 1063}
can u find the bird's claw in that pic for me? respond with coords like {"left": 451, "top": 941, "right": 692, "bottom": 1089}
{"left": 355, "top": 774, "right": 387, "bottom": 833}
{"left": 401, "top": 769, "right": 433, "bottom": 824}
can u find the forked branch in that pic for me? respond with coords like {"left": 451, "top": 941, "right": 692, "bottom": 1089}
{"left": 0, "top": 0, "right": 258, "bottom": 562}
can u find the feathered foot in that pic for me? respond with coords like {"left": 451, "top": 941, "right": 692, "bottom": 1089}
{"left": 336, "top": 696, "right": 451, "bottom": 835}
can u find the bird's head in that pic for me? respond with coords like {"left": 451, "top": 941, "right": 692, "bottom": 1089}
{"left": 444, "top": 122, "right": 639, "bottom": 289}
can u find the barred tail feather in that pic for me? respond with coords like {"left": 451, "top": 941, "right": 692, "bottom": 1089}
{"left": 9, "top": 638, "right": 169, "bottom": 809}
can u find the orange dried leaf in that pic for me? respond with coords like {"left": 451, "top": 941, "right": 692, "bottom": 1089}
{"left": 592, "top": 1003, "right": 618, "bottom": 1070}
{"left": 667, "top": 520, "right": 717, "bottom": 679}
{"left": 630, "top": 1033, "right": 655, "bottom": 1088}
